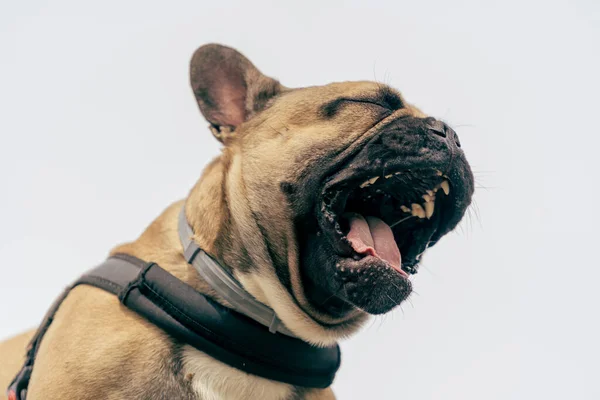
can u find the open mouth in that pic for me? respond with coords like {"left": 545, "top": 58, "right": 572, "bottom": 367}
{"left": 298, "top": 118, "right": 473, "bottom": 317}
{"left": 320, "top": 168, "right": 455, "bottom": 278}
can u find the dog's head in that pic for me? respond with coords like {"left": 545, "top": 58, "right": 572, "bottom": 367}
{"left": 187, "top": 44, "right": 474, "bottom": 345}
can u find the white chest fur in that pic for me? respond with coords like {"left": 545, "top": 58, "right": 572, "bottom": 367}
{"left": 181, "top": 346, "right": 294, "bottom": 400}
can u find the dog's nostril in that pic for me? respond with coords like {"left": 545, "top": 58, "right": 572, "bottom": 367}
{"left": 455, "top": 135, "right": 461, "bottom": 147}
{"left": 444, "top": 125, "right": 461, "bottom": 147}
{"left": 428, "top": 120, "right": 447, "bottom": 138}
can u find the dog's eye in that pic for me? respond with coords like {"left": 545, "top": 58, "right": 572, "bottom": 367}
{"left": 361, "top": 101, "right": 393, "bottom": 112}
{"left": 321, "top": 98, "right": 395, "bottom": 118}
{"left": 344, "top": 100, "right": 393, "bottom": 115}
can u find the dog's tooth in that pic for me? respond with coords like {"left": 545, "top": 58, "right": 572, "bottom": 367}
{"left": 360, "top": 176, "right": 379, "bottom": 188}
{"left": 426, "top": 189, "right": 434, "bottom": 196}
{"left": 400, "top": 205, "right": 411, "bottom": 213}
{"left": 411, "top": 203, "right": 426, "bottom": 218}
{"left": 441, "top": 180, "right": 450, "bottom": 195}
{"left": 424, "top": 201, "right": 435, "bottom": 219}
{"left": 394, "top": 171, "right": 402, "bottom": 175}
{"left": 385, "top": 174, "right": 393, "bottom": 179}
{"left": 435, "top": 170, "right": 443, "bottom": 176}
{"left": 422, "top": 193, "right": 433, "bottom": 202}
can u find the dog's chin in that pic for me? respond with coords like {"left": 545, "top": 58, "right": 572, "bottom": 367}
{"left": 301, "top": 234, "right": 412, "bottom": 316}
{"left": 334, "top": 256, "right": 412, "bottom": 314}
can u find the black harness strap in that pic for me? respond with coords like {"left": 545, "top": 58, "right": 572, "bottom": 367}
{"left": 7, "top": 254, "right": 340, "bottom": 399}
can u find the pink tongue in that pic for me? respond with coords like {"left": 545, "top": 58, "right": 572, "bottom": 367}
{"left": 344, "top": 212, "right": 402, "bottom": 271}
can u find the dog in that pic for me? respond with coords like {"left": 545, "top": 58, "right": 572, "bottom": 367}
{"left": 0, "top": 43, "right": 474, "bottom": 399}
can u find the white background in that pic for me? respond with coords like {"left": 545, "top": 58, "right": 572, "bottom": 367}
{"left": 1, "top": 1, "right": 598, "bottom": 399}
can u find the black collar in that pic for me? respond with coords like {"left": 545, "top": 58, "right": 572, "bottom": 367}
{"left": 110, "top": 254, "right": 342, "bottom": 388}
{"left": 178, "top": 207, "right": 297, "bottom": 337}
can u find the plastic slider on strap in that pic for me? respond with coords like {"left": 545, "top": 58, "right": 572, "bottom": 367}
{"left": 268, "top": 313, "right": 282, "bottom": 334}
{"left": 183, "top": 240, "right": 201, "bottom": 264}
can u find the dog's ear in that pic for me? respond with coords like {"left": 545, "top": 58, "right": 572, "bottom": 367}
{"left": 190, "top": 43, "right": 284, "bottom": 143}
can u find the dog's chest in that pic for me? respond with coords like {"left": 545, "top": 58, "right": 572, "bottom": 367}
{"left": 181, "top": 345, "right": 294, "bottom": 400}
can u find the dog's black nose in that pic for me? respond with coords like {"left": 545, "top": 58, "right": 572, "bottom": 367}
{"left": 428, "top": 120, "right": 461, "bottom": 148}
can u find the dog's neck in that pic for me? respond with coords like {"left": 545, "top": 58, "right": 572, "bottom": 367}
{"left": 185, "top": 154, "right": 254, "bottom": 278}
{"left": 183, "top": 153, "right": 298, "bottom": 319}
{"left": 113, "top": 152, "right": 366, "bottom": 346}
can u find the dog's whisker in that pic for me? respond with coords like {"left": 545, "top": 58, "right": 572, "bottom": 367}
{"left": 318, "top": 285, "right": 345, "bottom": 307}
{"left": 266, "top": 123, "right": 284, "bottom": 137}
{"left": 389, "top": 215, "right": 415, "bottom": 228}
